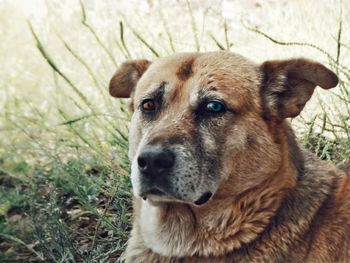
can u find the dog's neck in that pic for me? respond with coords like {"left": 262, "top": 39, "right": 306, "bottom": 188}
{"left": 135, "top": 125, "right": 301, "bottom": 258}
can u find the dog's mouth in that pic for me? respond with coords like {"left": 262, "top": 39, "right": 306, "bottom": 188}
{"left": 194, "top": 192, "right": 213, "bottom": 206}
{"left": 140, "top": 188, "right": 166, "bottom": 200}
{"left": 140, "top": 188, "right": 213, "bottom": 206}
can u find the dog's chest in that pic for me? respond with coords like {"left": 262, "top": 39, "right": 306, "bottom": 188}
{"left": 139, "top": 200, "right": 194, "bottom": 257}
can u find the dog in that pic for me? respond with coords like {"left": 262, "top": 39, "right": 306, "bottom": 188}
{"left": 109, "top": 51, "right": 350, "bottom": 262}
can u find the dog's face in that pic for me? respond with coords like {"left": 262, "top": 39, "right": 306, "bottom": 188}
{"left": 109, "top": 52, "right": 338, "bottom": 206}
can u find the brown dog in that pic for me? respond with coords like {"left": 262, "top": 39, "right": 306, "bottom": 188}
{"left": 109, "top": 52, "right": 350, "bottom": 262}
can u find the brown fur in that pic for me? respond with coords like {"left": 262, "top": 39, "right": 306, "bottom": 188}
{"left": 109, "top": 52, "right": 350, "bottom": 262}
{"left": 109, "top": 59, "right": 151, "bottom": 98}
{"left": 176, "top": 57, "right": 195, "bottom": 81}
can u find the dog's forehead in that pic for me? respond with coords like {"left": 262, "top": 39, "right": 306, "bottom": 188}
{"left": 135, "top": 52, "right": 261, "bottom": 107}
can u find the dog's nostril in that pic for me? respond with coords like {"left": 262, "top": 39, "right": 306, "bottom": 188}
{"left": 137, "top": 156, "right": 148, "bottom": 170}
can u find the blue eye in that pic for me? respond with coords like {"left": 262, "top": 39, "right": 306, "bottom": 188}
{"left": 206, "top": 101, "right": 225, "bottom": 113}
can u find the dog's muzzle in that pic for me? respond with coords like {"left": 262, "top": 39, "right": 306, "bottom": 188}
{"left": 135, "top": 144, "right": 213, "bottom": 206}
{"left": 137, "top": 144, "right": 175, "bottom": 199}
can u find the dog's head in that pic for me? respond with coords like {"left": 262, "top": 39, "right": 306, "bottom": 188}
{"left": 109, "top": 52, "right": 338, "bottom": 206}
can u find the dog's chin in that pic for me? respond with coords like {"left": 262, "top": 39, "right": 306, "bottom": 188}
{"left": 144, "top": 194, "right": 177, "bottom": 207}
{"left": 140, "top": 191, "right": 213, "bottom": 207}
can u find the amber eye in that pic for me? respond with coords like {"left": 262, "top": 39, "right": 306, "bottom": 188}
{"left": 141, "top": 99, "right": 156, "bottom": 112}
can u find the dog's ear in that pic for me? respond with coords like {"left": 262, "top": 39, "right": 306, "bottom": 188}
{"left": 109, "top": 59, "right": 151, "bottom": 98}
{"left": 260, "top": 59, "right": 338, "bottom": 120}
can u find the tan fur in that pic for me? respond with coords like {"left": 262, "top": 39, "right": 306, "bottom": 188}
{"left": 109, "top": 51, "right": 350, "bottom": 262}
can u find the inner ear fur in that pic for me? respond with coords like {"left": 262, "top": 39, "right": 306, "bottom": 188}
{"left": 260, "top": 58, "right": 338, "bottom": 120}
{"left": 109, "top": 59, "right": 151, "bottom": 98}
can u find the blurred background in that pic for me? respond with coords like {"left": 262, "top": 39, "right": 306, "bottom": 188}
{"left": 0, "top": 0, "right": 349, "bottom": 261}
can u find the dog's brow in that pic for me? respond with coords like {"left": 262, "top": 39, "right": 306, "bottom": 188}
{"left": 197, "top": 89, "right": 224, "bottom": 101}
{"left": 144, "top": 82, "right": 167, "bottom": 99}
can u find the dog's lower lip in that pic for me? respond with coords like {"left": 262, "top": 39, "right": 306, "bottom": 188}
{"left": 194, "top": 192, "right": 213, "bottom": 206}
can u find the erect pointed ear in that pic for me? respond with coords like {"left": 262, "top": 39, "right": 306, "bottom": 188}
{"left": 260, "top": 59, "right": 338, "bottom": 120}
{"left": 109, "top": 59, "right": 151, "bottom": 98}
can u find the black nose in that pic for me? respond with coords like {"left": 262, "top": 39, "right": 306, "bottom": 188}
{"left": 137, "top": 146, "right": 175, "bottom": 177}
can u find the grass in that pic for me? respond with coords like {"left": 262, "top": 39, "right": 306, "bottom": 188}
{"left": 0, "top": 1, "right": 349, "bottom": 262}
